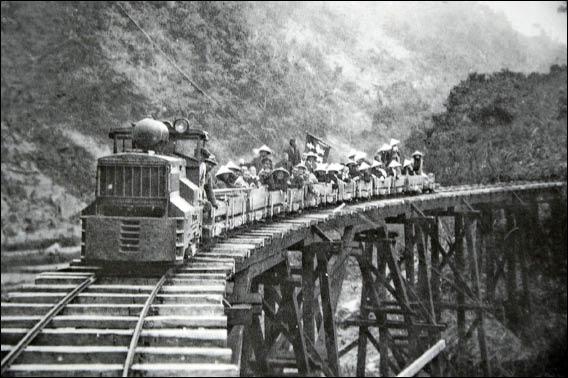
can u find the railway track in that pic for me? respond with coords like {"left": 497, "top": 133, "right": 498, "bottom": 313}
{"left": 1, "top": 261, "right": 238, "bottom": 377}
{"left": 1, "top": 181, "right": 565, "bottom": 377}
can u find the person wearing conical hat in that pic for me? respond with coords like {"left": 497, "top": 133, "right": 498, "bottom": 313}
{"left": 290, "top": 162, "right": 306, "bottom": 188}
{"left": 411, "top": 150, "right": 424, "bottom": 175}
{"left": 402, "top": 158, "right": 414, "bottom": 176}
{"left": 314, "top": 163, "right": 328, "bottom": 183}
{"left": 354, "top": 151, "right": 367, "bottom": 164}
{"left": 252, "top": 145, "right": 273, "bottom": 171}
{"left": 388, "top": 160, "right": 402, "bottom": 178}
{"left": 371, "top": 159, "right": 387, "bottom": 178}
{"left": 239, "top": 158, "right": 248, "bottom": 170}
{"left": 377, "top": 143, "right": 392, "bottom": 166}
{"left": 389, "top": 138, "right": 401, "bottom": 163}
{"left": 345, "top": 159, "right": 359, "bottom": 181}
{"left": 270, "top": 167, "right": 291, "bottom": 191}
{"left": 215, "top": 165, "right": 236, "bottom": 188}
{"left": 305, "top": 151, "right": 319, "bottom": 172}
{"left": 226, "top": 161, "right": 243, "bottom": 176}
{"left": 258, "top": 157, "right": 274, "bottom": 187}
{"left": 358, "top": 161, "right": 373, "bottom": 183}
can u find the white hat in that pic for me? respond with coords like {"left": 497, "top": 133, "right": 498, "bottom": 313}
{"left": 354, "top": 151, "right": 367, "bottom": 162}
{"left": 347, "top": 149, "right": 357, "bottom": 159}
{"left": 378, "top": 143, "right": 391, "bottom": 153}
{"left": 226, "top": 161, "right": 242, "bottom": 172}
{"left": 403, "top": 159, "right": 413, "bottom": 167}
{"left": 315, "top": 163, "right": 327, "bottom": 172}
{"left": 412, "top": 150, "right": 423, "bottom": 157}
{"left": 326, "top": 163, "right": 341, "bottom": 172}
{"left": 388, "top": 160, "right": 402, "bottom": 168}
{"left": 272, "top": 167, "right": 290, "bottom": 176}
{"left": 357, "top": 162, "right": 371, "bottom": 171}
{"left": 371, "top": 160, "right": 383, "bottom": 168}
{"left": 305, "top": 151, "right": 318, "bottom": 159}
{"left": 345, "top": 159, "right": 357, "bottom": 166}
{"left": 215, "top": 165, "right": 234, "bottom": 177}
{"left": 390, "top": 138, "right": 400, "bottom": 147}
{"left": 256, "top": 145, "right": 273, "bottom": 155}
{"left": 296, "top": 161, "right": 307, "bottom": 170}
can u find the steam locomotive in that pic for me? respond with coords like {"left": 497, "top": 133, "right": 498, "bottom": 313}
{"left": 80, "top": 118, "right": 435, "bottom": 264}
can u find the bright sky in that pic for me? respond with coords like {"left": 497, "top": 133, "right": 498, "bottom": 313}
{"left": 479, "top": 1, "right": 567, "bottom": 45}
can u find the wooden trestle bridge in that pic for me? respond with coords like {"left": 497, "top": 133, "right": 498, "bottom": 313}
{"left": 1, "top": 181, "right": 566, "bottom": 377}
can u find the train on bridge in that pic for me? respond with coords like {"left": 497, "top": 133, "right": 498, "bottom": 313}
{"left": 81, "top": 117, "right": 436, "bottom": 264}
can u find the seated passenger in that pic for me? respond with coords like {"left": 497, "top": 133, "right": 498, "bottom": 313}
{"left": 243, "top": 167, "right": 258, "bottom": 188}
{"left": 270, "top": 167, "right": 291, "bottom": 191}
{"left": 226, "top": 160, "right": 243, "bottom": 177}
{"left": 290, "top": 165, "right": 305, "bottom": 189}
{"left": 326, "top": 163, "right": 343, "bottom": 189}
{"left": 357, "top": 162, "right": 373, "bottom": 183}
{"left": 346, "top": 159, "right": 359, "bottom": 181}
{"left": 258, "top": 157, "right": 274, "bottom": 187}
{"left": 215, "top": 165, "right": 248, "bottom": 189}
{"left": 403, "top": 159, "right": 414, "bottom": 176}
{"left": 388, "top": 160, "right": 402, "bottom": 178}
{"left": 371, "top": 160, "right": 387, "bottom": 179}
{"left": 314, "top": 163, "right": 328, "bottom": 183}
{"left": 412, "top": 151, "right": 424, "bottom": 175}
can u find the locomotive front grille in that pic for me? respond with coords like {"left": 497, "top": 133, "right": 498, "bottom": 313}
{"left": 120, "top": 220, "right": 140, "bottom": 252}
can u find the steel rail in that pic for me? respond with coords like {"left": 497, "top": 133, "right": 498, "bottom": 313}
{"left": 122, "top": 268, "right": 174, "bottom": 377}
{"left": 0, "top": 274, "right": 97, "bottom": 375}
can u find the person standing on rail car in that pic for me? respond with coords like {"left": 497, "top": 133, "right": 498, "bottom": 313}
{"left": 305, "top": 151, "right": 319, "bottom": 173}
{"left": 286, "top": 138, "right": 302, "bottom": 171}
{"left": 326, "top": 163, "right": 343, "bottom": 189}
{"left": 390, "top": 138, "right": 401, "bottom": 164}
{"left": 252, "top": 145, "right": 273, "bottom": 172}
{"left": 412, "top": 151, "right": 424, "bottom": 175}
{"left": 204, "top": 155, "right": 219, "bottom": 209}
{"left": 377, "top": 143, "right": 391, "bottom": 167}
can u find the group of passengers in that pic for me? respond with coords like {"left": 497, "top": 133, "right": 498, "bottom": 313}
{"left": 205, "top": 137, "right": 424, "bottom": 193}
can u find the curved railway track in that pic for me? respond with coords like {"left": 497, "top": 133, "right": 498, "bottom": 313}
{"left": 1, "top": 181, "right": 565, "bottom": 377}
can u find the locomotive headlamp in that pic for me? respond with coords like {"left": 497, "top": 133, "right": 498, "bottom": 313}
{"left": 173, "top": 118, "right": 190, "bottom": 134}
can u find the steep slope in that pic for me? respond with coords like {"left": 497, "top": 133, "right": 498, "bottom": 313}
{"left": 1, "top": 1, "right": 566, "bottom": 243}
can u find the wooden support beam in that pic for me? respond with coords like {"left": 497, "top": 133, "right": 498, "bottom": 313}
{"left": 356, "top": 242, "right": 371, "bottom": 377}
{"left": 454, "top": 214, "right": 466, "bottom": 356}
{"left": 311, "top": 225, "right": 334, "bottom": 242}
{"left": 316, "top": 248, "right": 340, "bottom": 377}
{"left": 504, "top": 210, "right": 519, "bottom": 329}
{"left": 280, "top": 282, "right": 311, "bottom": 375}
{"left": 464, "top": 216, "right": 491, "bottom": 377}
{"left": 404, "top": 221, "right": 416, "bottom": 289}
{"left": 302, "top": 247, "right": 316, "bottom": 346}
{"left": 396, "top": 339, "right": 446, "bottom": 378}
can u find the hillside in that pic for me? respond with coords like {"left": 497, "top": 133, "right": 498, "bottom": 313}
{"left": 406, "top": 65, "right": 567, "bottom": 185}
{"left": 1, "top": 1, "right": 566, "bottom": 244}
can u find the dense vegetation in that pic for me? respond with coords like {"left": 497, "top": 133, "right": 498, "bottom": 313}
{"left": 406, "top": 65, "right": 567, "bottom": 185}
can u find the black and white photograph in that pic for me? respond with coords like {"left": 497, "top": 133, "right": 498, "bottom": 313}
{"left": 1, "top": 1, "right": 566, "bottom": 377}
